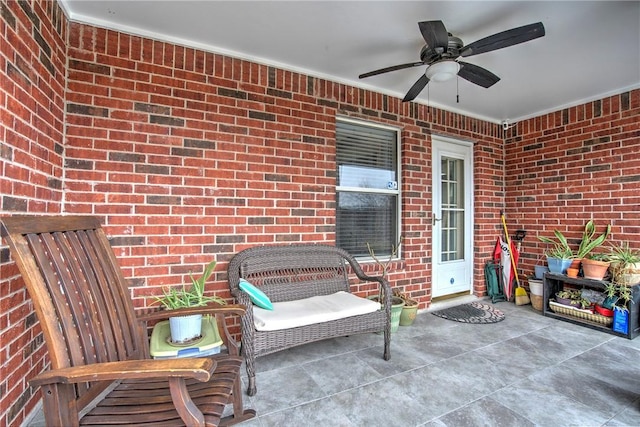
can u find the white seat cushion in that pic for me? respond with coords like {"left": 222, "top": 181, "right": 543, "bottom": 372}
{"left": 252, "top": 291, "right": 381, "bottom": 331}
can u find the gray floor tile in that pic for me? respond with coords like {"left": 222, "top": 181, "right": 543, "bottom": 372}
{"left": 433, "top": 396, "right": 536, "bottom": 427}
{"left": 302, "top": 352, "right": 383, "bottom": 394}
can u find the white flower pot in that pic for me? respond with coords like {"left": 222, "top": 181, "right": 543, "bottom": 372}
{"left": 169, "top": 314, "right": 203, "bottom": 344}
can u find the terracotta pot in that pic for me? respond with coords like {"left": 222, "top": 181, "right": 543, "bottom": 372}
{"left": 567, "top": 268, "right": 579, "bottom": 278}
{"left": 581, "top": 258, "right": 610, "bottom": 281}
{"left": 570, "top": 258, "right": 582, "bottom": 269}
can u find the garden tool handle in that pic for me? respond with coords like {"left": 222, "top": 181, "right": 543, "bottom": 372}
{"left": 500, "top": 211, "right": 521, "bottom": 287}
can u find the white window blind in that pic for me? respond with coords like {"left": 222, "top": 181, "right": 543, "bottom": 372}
{"left": 336, "top": 118, "right": 400, "bottom": 257}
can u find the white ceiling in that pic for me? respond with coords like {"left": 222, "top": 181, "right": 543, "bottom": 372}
{"left": 60, "top": 1, "right": 640, "bottom": 124}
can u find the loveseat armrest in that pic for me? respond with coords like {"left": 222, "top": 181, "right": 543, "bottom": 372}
{"left": 336, "top": 247, "right": 393, "bottom": 309}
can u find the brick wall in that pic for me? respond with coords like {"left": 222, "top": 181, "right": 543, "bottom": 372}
{"left": 61, "top": 20, "right": 504, "bottom": 312}
{"left": 506, "top": 92, "right": 640, "bottom": 276}
{"left": 0, "top": 0, "right": 67, "bottom": 425}
{"left": 1, "top": 0, "right": 638, "bottom": 425}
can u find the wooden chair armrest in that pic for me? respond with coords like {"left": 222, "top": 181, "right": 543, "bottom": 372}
{"left": 136, "top": 303, "right": 246, "bottom": 322}
{"left": 30, "top": 358, "right": 215, "bottom": 388}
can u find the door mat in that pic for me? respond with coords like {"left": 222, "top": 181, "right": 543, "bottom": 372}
{"left": 431, "top": 301, "right": 505, "bottom": 324}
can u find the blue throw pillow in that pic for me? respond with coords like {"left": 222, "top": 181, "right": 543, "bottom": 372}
{"left": 239, "top": 278, "right": 273, "bottom": 310}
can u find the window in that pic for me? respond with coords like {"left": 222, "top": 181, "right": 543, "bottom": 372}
{"left": 335, "top": 117, "right": 401, "bottom": 258}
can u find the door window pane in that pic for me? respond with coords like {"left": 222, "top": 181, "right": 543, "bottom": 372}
{"left": 441, "top": 157, "right": 464, "bottom": 261}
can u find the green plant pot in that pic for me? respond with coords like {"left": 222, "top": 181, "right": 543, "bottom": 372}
{"left": 390, "top": 297, "right": 404, "bottom": 332}
{"left": 399, "top": 304, "right": 418, "bottom": 326}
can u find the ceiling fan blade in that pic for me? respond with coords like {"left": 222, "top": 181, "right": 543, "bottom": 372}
{"left": 459, "top": 22, "right": 545, "bottom": 58}
{"left": 418, "top": 20, "right": 449, "bottom": 52}
{"left": 457, "top": 61, "right": 500, "bottom": 88}
{"left": 359, "top": 61, "right": 425, "bottom": 79}
{"left": 402, "top": 74, "right": 430, "bottom": 102}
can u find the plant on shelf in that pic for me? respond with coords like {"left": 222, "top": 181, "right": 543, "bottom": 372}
{"left": 538, "top": 229, "right": 573, "bottom": 274}
{"left": 155, "top": 260, "right": 226, "bottom": 343}
{"left": 545, "top": 244, "right": 574, "bottom": 259}
{"left": 538, "top": 230, "right": 572, "bottom": 257}
{"left": 609, "top": 242, "right": 640, "bottom": 286}
{"left": 555, "top": 289, "right": 582, "bottom": 307}
{"left": 575, "top": 220, "right": 611, "bottom": 260}
{"left": 601, "top": 281, "right": 632, "bottom": 312}
{"left": 581, "top": 252, "right": 611, "bottom": 281}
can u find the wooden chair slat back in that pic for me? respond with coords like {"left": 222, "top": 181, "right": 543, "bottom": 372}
{"left": 1, "top": 216, "right": 146, "bottom": 402}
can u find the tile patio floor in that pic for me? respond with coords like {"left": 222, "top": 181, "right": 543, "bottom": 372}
{"left": 26, "top": 297, "right": 640, "bottom": 426}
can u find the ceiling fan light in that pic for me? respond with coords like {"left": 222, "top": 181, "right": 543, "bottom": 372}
{"left": 425, "top": 61, "right": 460, "bottom": 82}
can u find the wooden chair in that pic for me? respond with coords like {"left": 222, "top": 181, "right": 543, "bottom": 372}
{"left": 1, "top": 215, "right": 256, "bottom": 427}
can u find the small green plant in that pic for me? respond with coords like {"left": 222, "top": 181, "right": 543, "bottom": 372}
{"left": 155, "top": 260, "right": 226, "bottom": 310}
{"left": 586, "top": 252, "right": 610, "bottom": 262}
{"left": 603, "top": 281, "right": 632, "bottom": 312}
{"left": 556, "top": 289, "right": 581, "bottom": 300}
{"left": 604, "top": 282, "right": 618, "bottom": 299}
{"left": 609, "top": 241, "right": 640, "bottom": 286}
{"left": 538, "top": 230, "right": 573, "bottom": 258}
{"left": 609, "top": 242, "right": 640, "bottom": 265}
{"left": 575, "top": 220, "right": 611, "bottom": 259}
{"left": 545, "top": 245, "right": 573, "bottom": 259}
{"left": 616, "top": 283, "right": 633, "bottom": 311}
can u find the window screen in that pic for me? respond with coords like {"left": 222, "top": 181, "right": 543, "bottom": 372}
{"left": 336, "top": 118, "right": 400, "bottom": 257}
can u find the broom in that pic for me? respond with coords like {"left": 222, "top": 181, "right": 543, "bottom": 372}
{"left": 500, "top": 211, "right": 530, "bottom": 306}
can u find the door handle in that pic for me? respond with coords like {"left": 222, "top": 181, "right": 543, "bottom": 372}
{"left": 432, "top": 213, "right": 441, "bottom": 226}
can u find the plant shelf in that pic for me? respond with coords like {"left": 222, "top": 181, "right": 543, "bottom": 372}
{"left": 542, "top": 273, "right": 640, "bottom": 340}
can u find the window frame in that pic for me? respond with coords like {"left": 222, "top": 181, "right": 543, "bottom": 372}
{"left": 335, "top": 116, "right": 402, "bottom": 260}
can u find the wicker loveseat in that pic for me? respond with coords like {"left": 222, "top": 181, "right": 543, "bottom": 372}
{"left": 227, "top": 244, "right": 392, "bottom": 395}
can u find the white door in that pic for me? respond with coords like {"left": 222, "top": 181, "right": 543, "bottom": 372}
{"left": 431, "top": 136, "right": 474, "bottom": 298}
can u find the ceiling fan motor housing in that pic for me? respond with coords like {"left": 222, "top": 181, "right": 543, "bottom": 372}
{"left": 420, "top": 34, "right": 463, "bottom": 62}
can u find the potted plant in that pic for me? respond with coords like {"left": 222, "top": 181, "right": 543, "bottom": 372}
{"left": 596, "top": 282, "right": 619, "bottom": 316}
{"left": 598, "top": 280, "right": 634, "bottom": 332}
{"left": 545, "top": 244, "right": 574, "bottom": 274}
{"left": 571, "top": 220, "right": 611, "bottom": 271}
{"left": 581, "top": 252, "right": 611, "bottom": 281}
{"left": 537, "top": 230, "right": 573, "bottom": 274}
{"left": 538, "top": 220, "right": 611, "bottom": 275}
{"left": 609, "top": 242, "right": 640, "bottom": 286}
{"left": 366, "top": 240, "right": 406, "bottom": 332}
{"left": 155, "top": 260, "right": 226, "bottom": 344}
{"left": 575, "top": 220, "right": 611, "bottom": 260}
{"left": 393, "top": 289, "right": 419, "bottom": 326}
{"left": 554, "top": 289, "right": 582, "bottom": 307}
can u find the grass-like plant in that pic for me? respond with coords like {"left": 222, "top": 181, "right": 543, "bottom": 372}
{"left": 155, "top": 260, "right": 226, "bottom": 310}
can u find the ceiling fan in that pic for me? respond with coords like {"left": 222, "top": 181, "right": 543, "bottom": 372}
{"left": 359, "top": 21, "right": 545, "bottom": 102}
